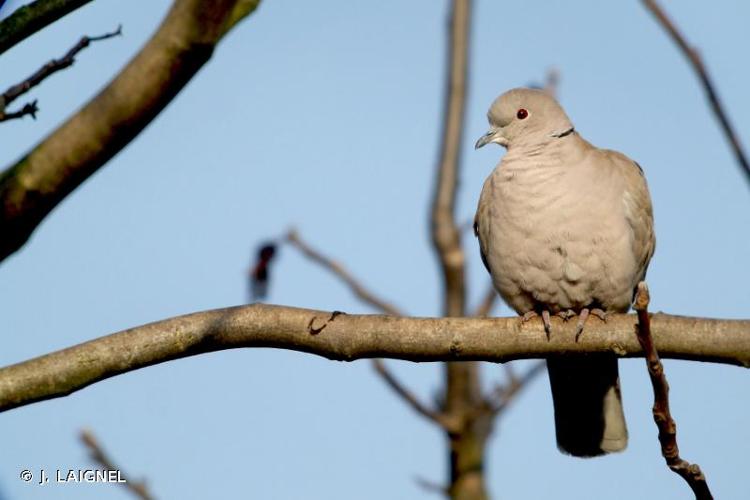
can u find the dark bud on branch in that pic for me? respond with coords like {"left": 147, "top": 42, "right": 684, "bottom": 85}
{"left": 249, "top": 242, "right": 277, "bottom": 300}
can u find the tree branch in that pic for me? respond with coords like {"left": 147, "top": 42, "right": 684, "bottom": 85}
{"left": 430, "top": 0, "right": 470, "bottom": 318}
{"left": 0, "top": 0, "right": 261, "bottom": 264}
{"left": 80, "top": 429, "right": 155, "bottom": 500}
{"left": 487, "top": 361, "right": 545, "bottom": 415}
{"left": 428, "top": 3, "right": 487, "bottom": 496}
{"left": 0, "top": 26, "right": 122, "bottom": 122}
{"left": 642, "top": 0, "right": 750, "bottom": 185}
{"left": 283, "top": 229, "right": 535, "bottom": 434}
{"left": 472, "top": 284, "right": 497, "bottom": 318}
{"left": 0, "top": 304, "right": 747, "bottom": 414}
{"left": 373, "top": 359, "right": 460, "bottom": 432}
{"left": 415, "top": 475, "right": 450, "bottom": 496}
{"left": 634, "top": 283, "right": 713, "bottom": 499}
{"left": 0, "top": 0, "right": 95, "bottom": 56}
{"left": 285, "top": 229, "right": 403, "bottom": 316}
{"left": 543, "top": 67, "right": 559, "bottom": 98}
{"left": 283, "top": 230, "right": 456, "bottom": 429}
{"left": 0, "top": 100, "right": 38, "bottom": 122}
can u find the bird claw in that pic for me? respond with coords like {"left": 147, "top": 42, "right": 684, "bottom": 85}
{"left": 542, "top": 310, "right": 552, "bottom": 340}
{"left": 574, "top": 308, "right": 607, "bottom": 342}
{"left": 574, "top": 309, "right": 589, "bottom": 342}
{"left": 521, "top": 310, "right": 552, "bottom": 340}
{"left": 521, "top": 311, "right": 538, "bottom": 323}
{"left": 590, "top": 308, "right": 607, "bottom": 322}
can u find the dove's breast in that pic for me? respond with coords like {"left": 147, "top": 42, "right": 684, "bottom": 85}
{"left": 476, "top": 148, "right": 638, "bottom": 315}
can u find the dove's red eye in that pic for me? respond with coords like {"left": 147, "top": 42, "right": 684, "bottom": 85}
{"left": 517, "top": 108, "right": 528, "bottom": 119}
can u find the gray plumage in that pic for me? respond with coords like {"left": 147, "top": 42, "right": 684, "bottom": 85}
{"left": 474, "top": 88, "right": 655, "bottom": 457}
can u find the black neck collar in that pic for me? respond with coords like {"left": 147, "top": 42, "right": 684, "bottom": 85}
{"left": 552, "top": 127, "right": 575, "bottom": 139}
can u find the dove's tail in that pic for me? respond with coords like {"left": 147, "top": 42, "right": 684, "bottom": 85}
{"left": 547, "top": 356, "right": 627, "bottom": 457}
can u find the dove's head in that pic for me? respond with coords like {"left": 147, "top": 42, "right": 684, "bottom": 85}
{"left": 475, "top": 88, "right": 574, "bottom": 150}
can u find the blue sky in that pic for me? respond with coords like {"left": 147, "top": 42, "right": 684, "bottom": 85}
{"left": 1, "top": 1, "right": 748, "bottom": 499}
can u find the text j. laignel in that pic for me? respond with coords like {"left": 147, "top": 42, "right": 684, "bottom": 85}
{"left": 36, "top": 469, "right": 126, "bottom": 484}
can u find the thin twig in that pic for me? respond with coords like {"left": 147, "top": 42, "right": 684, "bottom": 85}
{"left": 633, "top": 282, "right": 713, "bottom": 500}
{"left": 285, "top": 229, "right": 403, "bottom": 316}
{"left": 642, "top": 0, "right": 750, "bottom": 184}
{"left": 502, "top": 363, "right": 517, "bottom": 385}
{"left": 284, "top": 229, "right": 456, "bottom": 429}
{"left": 487, "top": 361, "right": 545, "bottom": 415}
{"left": 414, "top": 475, "right": 449, "bottom": 496}
{"left": 80, "top": 429, "right": 155, "bottom": 500}
{"left": 373, "top": 359, "right": 459, "bottom": 432}
{"left": 543, "top": 67, "right": 560, "bottom": 98}
{"left": 0, "top": 26, "right": 122, "bottom": 122}
{"left": 473, "top": 284, "right": 497, "bottom": 318}
{"left": 0, "top": 100, "right": 38, "bottom": 122}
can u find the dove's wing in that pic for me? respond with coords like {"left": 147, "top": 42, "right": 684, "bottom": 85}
{"left": 599, "top": 149, "right": 656, "bottom": 289}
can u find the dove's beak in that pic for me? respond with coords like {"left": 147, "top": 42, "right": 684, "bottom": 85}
{"left": 475, "top": 128, "right": 500, "bottom": 149}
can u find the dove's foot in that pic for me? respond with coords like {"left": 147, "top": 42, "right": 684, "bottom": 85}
{"left": 590, "top": 308, "right": 607, "bottom": 321}
{"left": 542, "top": 310, "right": 552, "bottom": 338}
{"left": 521, "top": 310, "right": 538, "bottom": 322}
{"left": 574, "top": 308, "right": 607, "bottom": 342}
{"left": 557, "top": 309, "right": 576, "bottom": 321}
{"left": 520, "top": 310, "right": 553, "bottom": 339}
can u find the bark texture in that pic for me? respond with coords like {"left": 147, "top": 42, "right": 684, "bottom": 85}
{"left": 1, "top": 304, "right": 747, "bottom": 414}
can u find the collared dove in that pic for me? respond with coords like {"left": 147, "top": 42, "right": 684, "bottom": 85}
{"left": 474, "top": 88, "right": 655, "bottom": 457}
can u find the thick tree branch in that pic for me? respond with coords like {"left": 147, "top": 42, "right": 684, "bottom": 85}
{"left": 430, "top": 0, "right": 470, "bottom": 318}
{"left": 0, "top": 0, "right": 261, "bottom": 264}
{"left": 642, "top": 0, "right": 749, "bottom": 184}
{"left": 428, "top": 2, "right": 487, "bottom": 497}
{"left": 0, "top": 26, "right": 122, "bottom": 122}
{"left": 634, "top": 284, "right": 713, "bottom": 499}
{"left": 0, "top": 305, "right": 747, "bottom": 412}
{"left": 0, "top": 0, "right": 94, "bottom": 56}
{"left": 80, "top": 429, "right": 154, "bottom": 500}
